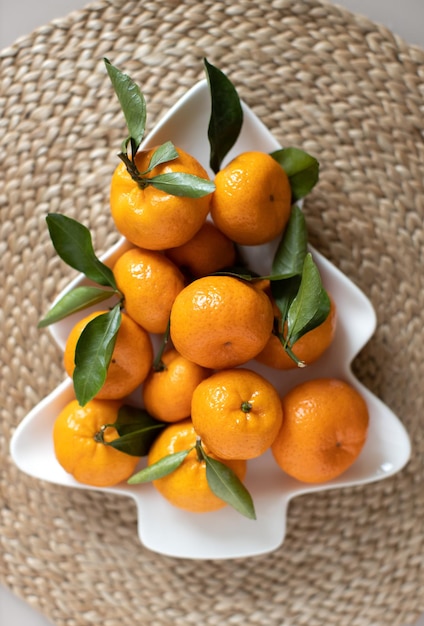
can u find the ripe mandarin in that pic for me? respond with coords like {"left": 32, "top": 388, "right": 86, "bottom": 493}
{"left": 165, "top": 221, "right": 236, "bottom": 278}
{"left": 63, "top": 310, "right": 153, "bottom": 400}
{"left": 110, "top": 146, "right": 212, "bottom": 250}
{"left": 147, "top": 419, "right": 247, "bottom": 513}
{"left": 142, "top": 348, "right": 211, "bottom": 423}
{"left": 256, "top": 297, "right": 337, "bottom": 369}
{"left": 169, "top": 275, "right": 274, "bottom": 369}
{"left": 272, "top": 378, "right": 369, "bottom": 483}
{"left": 113, "top": 247, "right": 185, "bottom": 334}
{"left": 53, "top": 398, "right": 140, "bottom": 487}
{"left": 211, "top": 151, "right": 291, "bottom": 245}
{"left": 191, "top": 368, "right": 283, "bottom": 460}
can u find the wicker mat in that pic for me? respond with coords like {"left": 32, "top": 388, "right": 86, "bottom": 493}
{"left": 1, "top": 0, "right": 423, "bottom": 624}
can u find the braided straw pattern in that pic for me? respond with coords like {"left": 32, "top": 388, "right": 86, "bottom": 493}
{"left": 1, "top": 0, "right": 423, "bottom": 624}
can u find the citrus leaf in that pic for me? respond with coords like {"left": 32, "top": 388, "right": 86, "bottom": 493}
{"left": 73, "top": 304, "right": 122, "bottom": 406}
{"left": 204, "top": 455, "right": 256, "bottom": 520}
{"left": 286, "top": 253, "right": 331, "bottom": 346}
{"left": 104, "top": 58, "right": 146, "bottom": 155}
{"left": 145, "top": 141, "right": 179, "bottom": 172}
{"left": 46, "top": 214, "right": 117, "bottom": 289}
{"left": 148, "top": 172, "right": 215, "bottom": 197}
{"left": 105, "top": 405, "right": 165, "bottom": 456}
{"left": 38, "top": 286, "right": 117, "bottom": 328}
{"left": 271, "top": 205, "right": 308, "bottom": 279}
{"left": 204, "top": 58, "right": 243, "bottom": 174}
{"left": 270, "top": 147, "right": 319, "bottom": 203}
{"left": 127, "top": 449, "right": 191, "bottom": 484}
{"left": 271, "top": 275, "right": 302, "bottom": 328}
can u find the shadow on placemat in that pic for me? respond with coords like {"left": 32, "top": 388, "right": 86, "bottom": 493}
{"left": 1, "top": 1, "right": 423, "bottom": 625}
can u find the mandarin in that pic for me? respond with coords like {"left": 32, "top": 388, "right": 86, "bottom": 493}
{"left": 272, "top": 378, "right": 369, "bottom": 483}
{"left": 142, "top": 348, "right": 211, "bottom": 423}
{"left": 53, "top": 398, "right": 140, "bottom": 487}
{"left": 146, "top": 419, "right": 247, "bottom": 513}
{"left": 169, "top": 275, "right": 274, "bottom": 369}
{"left": 165, "top": 221, "right": 236, "bottom": 278}
{"left": 110, "top": 146, "right": 212, "bottom": 250}
{"left": 191, "top": 368, "right": 283, "bottom": 460}
{"left": 256, "top": 297, "right": 337, "bottom": 369}
{"left": 210, "top": 151, "right": 291, "bottom": 245}
{"left": 63, "top": 310, "right": 153, "bottom": 400}
{"left": 113, "top": 247, "right": 185, "bottom": 334}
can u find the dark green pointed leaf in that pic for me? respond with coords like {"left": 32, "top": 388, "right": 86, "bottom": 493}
{"left": 104, "top": 58, "right": 146, "bottom": 155}
{"left": 46, "top": 214, "right": 117, "bottom": 289}
{"left": 148, "top": 172, "right": 215, "bottom": 197}
{"left": 145, "top": 141, "right": 179, "bottom": 172}
{"left": 73, "top": 304, "right": 122, "bottom": 406}
{"left": 271, "top": 275, "right": 302, "bottom": 329}
{"left": 38, "top": 286, "right": 117, "bottom": 328}
{"left": 127, "top": 449, "right": 191, "bottom": 484}
{"left": 204, "top": 454, "right": 256, "bottom": 520}
{"left": 106, "top": 405, "right": 166, "bottom": 456}
{"left": 272, "top": 205, "right": 308, "bottom": 279}
{"left": 270, "top": 147, "right": 319, "bottom": 203}
{"left": 204, "top": 58, "right": 243, "bottom": 174}
{"left": 286, "top": 253, "right": 331, "bottom": 346}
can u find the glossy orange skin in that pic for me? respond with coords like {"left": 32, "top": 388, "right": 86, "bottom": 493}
{"left": 211, "top": 151, "right": 291, "bottom": 245}
{"left": 169, "top": 276, "right": 274, "bottom": 369}
{"left": 256, "top": 298, "right": 337, "bottom": 369}
{"left": 53, "top": 398, "right": 141, "bottom": 487}
{"left": 63, "top": 310, "right": 153, "bottom": 400}
{"left": 142, "top": 348, "right": 211, "bottom": 423}
{"left": 191, "top": 368, "right": 283, "bottom": 460}
{"left": 272, "top": 378, "right": 369, "bottom": 483}
{"left": 166, "top": 221, "right": 236, "bottom": 278}
{"left": 110, "top": 146, "right": 212, "bottom": 250}
{"left": 113, "top": 247, "right": 185, "bottom": 334}
{"left": 148, "top": 419, "right": 246, "bottom": 513}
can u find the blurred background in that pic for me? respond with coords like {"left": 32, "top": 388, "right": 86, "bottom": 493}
{"left": 1, "top": 0, "right": 423, "bottom": 624}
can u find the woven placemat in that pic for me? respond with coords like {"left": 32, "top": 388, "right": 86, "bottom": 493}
{"left": 1, "top": 0, "right": 423, "bottom": 624}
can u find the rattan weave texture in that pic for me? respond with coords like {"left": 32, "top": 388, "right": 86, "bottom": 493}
{"left": 1, "top": 1, "right": 423, "bottom": 624}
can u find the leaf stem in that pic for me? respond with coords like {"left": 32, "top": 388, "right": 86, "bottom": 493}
{"left": 93, "top": 424, "right": 114, "bottom": 445}
{"left": 195, "top": 437, "right": 205, "bottom": 462}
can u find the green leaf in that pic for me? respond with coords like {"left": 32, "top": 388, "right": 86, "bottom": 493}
{"left": 270, "top": 147, "right": 319, "bottom": 203}
{"left": 204, "top": 58, "right": 243, "bottom": 174}
{"left": 286, "top": 253, "right": 331, "bottom": 346}
{"left": 46, "top": 214, "right": 117, "bottom": 289}
{"left": 127, "top": 449, "right": 191, "bottom": 484}
{"left": 204, "top": 454, "right": 256, "bottom": 520}
{"left": 148, "top": 172, "right": 215, "bottom": 197}
{"left": 271, "top": 205, "right": 308, "bottom": 279}
{"left": 107, "top": 405, "right": 166, "bottom": 456}
{"left": 271, "top": 275, "right": 302, "bottom": 329}
{"left": 104, "top": 58, "right": 146, "bottom": 155}
{"left": 73, "top": 304, "right": 122, "bottom": 406}
{"left": 38, "top": 286, "right": 117, "bottom": 328}
{"left": 145, "top": 141, "right": 179, "bottom": 172}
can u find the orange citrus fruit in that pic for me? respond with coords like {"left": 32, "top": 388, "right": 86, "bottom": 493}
{"left": 169, "top": 275, "right": 274, "bottom": 369}
{"left": 147, "top": 419, "right": 246, "bottom": 513}
{"left": 110, "top": 146, "right": 212, "bottom": 250}
{"left": 256, "top": 297, "right": 337, "bottom": 369}
{"left": 165, "top": 221, "right": 237, "bottom": 278}
{"left": 272, "top": 378, "right": 369, "bottom": 483}
{"left": 142, "top": 348, "right": 211, "bottom": 423}
{"left": 53, "top": 398, "right": 140, "bottom": 487}
{"left": 210, "top": 151, "right": 291, "bottom": 245}
{"left": 191, "top": 368, "right": 283, "bottom": 460}
{"left": 113, "top": 247, "right": 185, "bottom": 334}
{"left": 64, "top": 310, "right": 153, "bottom": 400}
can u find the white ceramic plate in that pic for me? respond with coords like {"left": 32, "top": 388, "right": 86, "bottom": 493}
{"left": 10, "top": 80, "right": 411, "bottom": 560}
